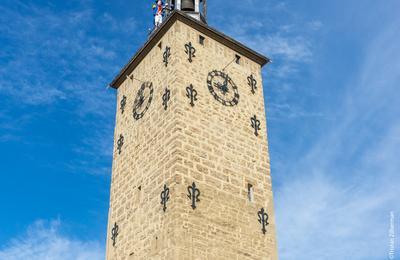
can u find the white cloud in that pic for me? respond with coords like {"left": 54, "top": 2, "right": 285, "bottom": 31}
{"left": 214, "top": 14, "right": 314, "bottom": 67}
{"left": 0, "top": 1, "right": 122, "bottom": 113}
{"left": 307, "top": 20, "right": 323, "bottom": 31}
{"left": 210, "top": 1, "right": 322, "bottom": 121}
{"left": 0, "top": 1, "right": 118, "bottom": 175}
{"left": 266, "top": 102, "right": 324, "bottom": 120}
{"left": 275, "top": 17, "right": 400, "bottom": 260}
{"left": 267, "top": 35, "right": 312, "bottom": 62}
{"left": 0, "top": 220, "right": 104, "bottom": 260}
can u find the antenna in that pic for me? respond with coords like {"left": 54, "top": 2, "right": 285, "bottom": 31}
{"left": 203, "top": 0, "right": 207, "bottom": 19}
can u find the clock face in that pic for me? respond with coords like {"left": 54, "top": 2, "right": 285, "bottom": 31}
{"left": 207, "top": 70, "right": 239, "bottom": 106}
{"left": 132, "top": 81, "right": 154, "bottom": 120}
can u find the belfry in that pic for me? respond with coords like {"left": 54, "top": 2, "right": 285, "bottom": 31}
{"left": 106, "top": 2, "right": 278, "bottom": 259}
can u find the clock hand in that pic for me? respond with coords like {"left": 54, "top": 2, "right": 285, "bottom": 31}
{"left": 214, "top": 82, "right": 229, "bottom": 95}
{"left": 224, "top": 74, "right": 228, "bottom": 87}
{"left": 212, "top": 74, "right": 230, "bottom": 95}
{"left": 134, "top": 93, "right": 145, "bottom": 108}
{"left": 139, "top": 94, "right": 145, "bottom": 106}
{"left": 220, "top": 74, "right": 229, "bottom": 94}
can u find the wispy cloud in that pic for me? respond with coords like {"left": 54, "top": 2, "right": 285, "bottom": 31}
{"left": 66, "top": 121, "right": 114, "bottom": 176}
{"left": 0, "top": 107, "right": 34, "bottom": 143}
{"left": 0, "top": 1, "right": 126, "bottom": 114}
{"left": 275, "top": 17, "right": 400, "bottom": 260}
{"left": 210, "top": 1, "right": 322, "bottom": 121}
{"left": 211, "top": 1, "right": 316, "bottom": 70}
{"left": 0, "top": 220, "right": 103, "bottom": 260}
{"left": 0, "top": 1, "right": 125, "bottom": 175}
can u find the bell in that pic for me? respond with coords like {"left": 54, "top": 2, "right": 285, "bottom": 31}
{"left": 181, "top": 0, "right": 195, "bottom": 11}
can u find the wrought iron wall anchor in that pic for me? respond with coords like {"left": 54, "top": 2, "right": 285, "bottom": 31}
{"left": 184, "top": 42, "right": 196, "bottom": 63}
{"left": 247, "top": 74, "right": 257, "bottom": 94}
{"left": 117, "top": 134, "right": 124, "bottom": 154}
{"left": 187, "top": 182, "right": 201, "bottom": 210}
{"left": 111, "top": 222, "right": 119, "bottom": 247}
{"left": 160, "top": 184, "right": 170, "bottom": 212}
{"left": 163, "top": 46, "right": 171, "bottom": 67}
{"left": 251, "top": 115, "right": 261, "bottom": 136}
{"left": 162, "top": 87, "right": 171, "bottom": 110}
{"left": 186, "top": 84, "right": 198, "bottom": 107}
{"left": 257, "top": 208, "right": 269, "bottom": 234}
{"left": 120, "top": 95, "right": 127, "bottom": 114}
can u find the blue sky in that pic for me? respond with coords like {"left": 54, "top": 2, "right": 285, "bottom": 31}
{"left": 0, "top": 0, "right": 399, "bottom": 259}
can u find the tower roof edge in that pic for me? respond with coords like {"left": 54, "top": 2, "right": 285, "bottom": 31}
{"left": 109, "top": 11, "right": 270, "bottom": 89}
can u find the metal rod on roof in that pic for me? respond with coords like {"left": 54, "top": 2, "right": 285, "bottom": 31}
{"left": 222, "top": 57, "right": 236, "bottom": 72}
{"left": 126, "top": 75, "right": 144, "bottom": 84}
{"left": 203, "top": 0, "right": 207, "bottom": 20}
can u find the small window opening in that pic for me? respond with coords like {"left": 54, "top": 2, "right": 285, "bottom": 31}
{"left": 248, "top": 184, "right": 254, "bottom": 202}
{"left": 235, "top": 54, "right": 241, "bottom": 64}
{"left": 138, "top": 186, "right": 142, "bottom": 191}
{"left": 199, "top": 35, "right": 205, "bottom": 45}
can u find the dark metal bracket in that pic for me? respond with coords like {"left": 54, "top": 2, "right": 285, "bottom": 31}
{"left": 120, "top": 95, "right": 127, "bottom": 114}
{"left": 186, "top": 84, "right": 198, "bottom": 107}
{"left": 187, "top": 182, "right": 201, "bottom": 210}
{"left": 111, "top": 222, "right": 119, "bottom": 247}
{"left": 185, "top": 42, "right": 196, "bottom": 63}
{"left": 162, "top": 87, "right": 171, "bottom": 110}
{"left": 163, "top": 46, "right": 171, "bottom": 67}
{"left": 247, "top": 74, "right": 257, "bottom": 94}
{"left": 251, "top": 115, "right": 261, "bottom": 136}
{"left": 257, "top": 208, "right": 269, "bottom": 234}
{"left": 160, "top": 184, "right": 170, "bottom": 212}
{"left": 117, "top": 134, "right": 124, "bottom": 154}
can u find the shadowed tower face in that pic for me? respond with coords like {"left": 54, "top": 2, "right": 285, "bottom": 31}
{"left": 106, "top": 8, "right": 278, "bottom": 260}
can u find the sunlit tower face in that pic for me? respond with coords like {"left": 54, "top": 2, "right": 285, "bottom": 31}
{"left": 106, "top": 4, "right": 277, "bottom": 260}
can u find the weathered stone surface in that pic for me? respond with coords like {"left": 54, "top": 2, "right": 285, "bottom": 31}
{"left": 106, "top": 20, "right": 278, "bottom": 260}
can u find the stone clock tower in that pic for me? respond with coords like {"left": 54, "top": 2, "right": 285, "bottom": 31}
{"left": 106, "top": 2, "right": 278, "bottom": 259}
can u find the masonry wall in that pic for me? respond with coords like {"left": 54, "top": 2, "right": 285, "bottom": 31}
{"left": 106, "top": 20, "right": 278, "bottom": 260}
{"left": 106, "top": 22, "right": 183, "bottom": 260}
